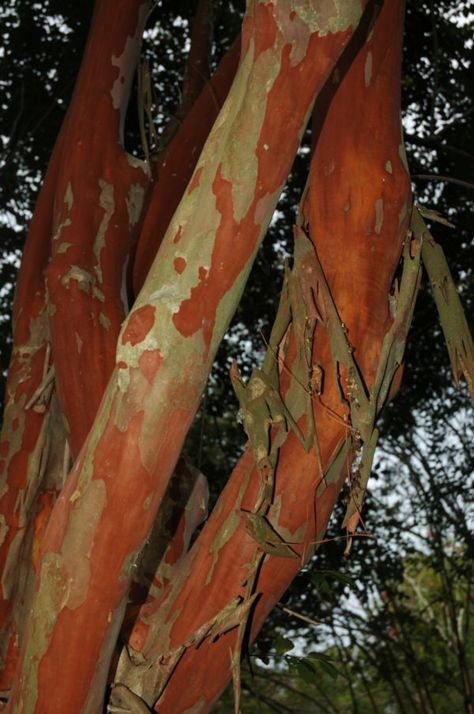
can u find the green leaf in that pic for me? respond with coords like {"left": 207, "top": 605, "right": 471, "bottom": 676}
{"left": 285, "top": 655, "right": 300, "bottom": 670}
{"left": 318, "top": 659, "right": 339, "bottom": 680}
{"left": 285, "top": 656, "right": 317, "bottom": 684}
{"left": 306, "top": 652, "right": 339, "bottom": 680}
{"left": 311, "top": 574, "right": 331, "bottom": 594}
{"left": 272, "top": 634, "right": 294, "bottom": 655}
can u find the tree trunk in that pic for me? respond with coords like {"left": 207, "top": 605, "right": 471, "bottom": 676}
{"left": 4, "top": 2, "right": 369, "bottom": 711}
{"left": 112, "top": 1, "right": 411, "bottom": 711}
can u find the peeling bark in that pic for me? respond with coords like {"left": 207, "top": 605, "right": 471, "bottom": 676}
{"left": 0, "top": 127, "right": 66, "bottom": 688}
{"left": 113, "top": 1, "right": 410, "bottom": 711}
{"left": 132, "top": 36, "right": 241, "bottom": 294}
{"left": 46, "top": 0, "right": 150, "bottom": 457}
{"left": 0, "top": 1, "right": 151, "bottom": 692}
{"left": 6, "top": 2, "right": 367, "bottom": 711}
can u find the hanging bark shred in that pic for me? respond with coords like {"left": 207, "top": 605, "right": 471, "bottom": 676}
{"left": 6, "top": 2, "right": 368, "bottom": 711}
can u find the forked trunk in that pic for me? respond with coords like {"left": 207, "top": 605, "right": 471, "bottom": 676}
{"left": 4, "top": 2, "right": 367, "bottom": 711}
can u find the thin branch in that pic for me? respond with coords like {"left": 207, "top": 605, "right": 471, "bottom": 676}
{"left": 404, "top": 133, "right": 474, "bottom": 163}
{"left": 243, "top": 680, "right": 293, "bottom": 714}
{"left": 412, "top": 174, "right": 474, "bottom": 191}
{"left": 256, "top": 672, "right": 323, "bottom": 709}
{"left": 429, "top": 0, "right": 439, "bottom": 136}
{"left": 276, "top": 604, "right": 321, "bottom": 628}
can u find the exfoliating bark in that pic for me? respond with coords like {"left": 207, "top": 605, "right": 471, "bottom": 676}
{"left": 0, "top": 0, "right": 226, "bottom": 690}
{"left": 45, "top": 0, "right": 150, "bottom": 458}
{"left": 113, "top": 1, "right": 411, "bottom": 711}
{"left": 0, "top": 128, "right": 67, "bottom": 689}
{"left": 0, "top": 3, "right": 240, "bottom": 697}
{"left": 131, "top": 36, "right": 240, "bottom": 294}
{"left": 0, "top": 1, "right": 151, "bottom": 691}
{"left": 7, "top": 3, "right": 366, "bottom": 711}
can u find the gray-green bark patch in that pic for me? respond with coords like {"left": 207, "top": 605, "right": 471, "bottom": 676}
{"left": 94, "top": 179, "right": 115, "bottom": 284}
{"left": 289, "top": 0, "right": 362, "bottom": 36}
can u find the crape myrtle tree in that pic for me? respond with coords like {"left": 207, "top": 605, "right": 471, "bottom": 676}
{"left": 0, "top": 0, "right": 472, "bottom": 712}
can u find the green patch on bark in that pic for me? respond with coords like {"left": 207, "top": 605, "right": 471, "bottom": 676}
{"left": 94, "top": 179, "right": 115, "bottom": 284}
{"left": 63, "top": 478, "right": 107, "bottom": 609}
{"left": 290, "top": 0, "right": 363, "bottom": 37}
{"left": 64, "top": 181, "right": 74, "bottom": 210}
{"left": 14, "top": 553, "right": 70, "bottom": 713}
{"left": 126, "top": 183, "right": 145, "bottom": 227}
{"left": 220, "top": 42, "right": 280, "bottom": 222}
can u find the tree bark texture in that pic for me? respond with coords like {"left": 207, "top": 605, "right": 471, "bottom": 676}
{"left": 0, "top": 0, "right": 239, "bottom": 694}
{"left": 114, "top": 0, "right": 411, "bottom": 711}
{"left": 4, "top": 2, "right": 370, "bottom": 712}
{"left": 0, "top": 1, "right": 151, "bottom": 692}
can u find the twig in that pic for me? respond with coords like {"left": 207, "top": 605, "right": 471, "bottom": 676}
{"left": 412, "top": 174, "right": 474, "bottom": 191}
{"left": 276, "top": 604, "right": 321, "bottom": 628}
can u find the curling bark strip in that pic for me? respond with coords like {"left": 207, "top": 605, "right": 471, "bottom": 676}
{"left": 115, "top": 1, "right": 411, "bottom": 711}
{"left": 8, "top": 2, "right": 367, "bottom": 710}
{"left": 45, "top": 0, "right": 150, "bottom": 457}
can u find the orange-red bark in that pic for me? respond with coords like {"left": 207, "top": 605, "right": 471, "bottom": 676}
{"left": 132, "top": 37, "right": 240, "bottom": 293}
{"left": 0, "top": 13, "right": 237, "bottom": 696}
{"left": 0, "top": 1, "right": 151, "bottom": 690}
{"left": 7, "top": 4, "right": 367, "bottom": 711}
{"left": 0, "top": 127, "right": 66, "bottom": 687}
{"left": 0, "top": 6, "right": 235, "bottom": 693}
{"left": 0, "top": 1, "right": 419, "bottom": 711}
{"left": 119, "top": 1, "right": 410, "bottom": 711}
{"left": 45, "top": 0, "right": 150, "bottom": 457}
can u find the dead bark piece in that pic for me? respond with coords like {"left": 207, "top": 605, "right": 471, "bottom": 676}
{"left": 110, "top": 683, "right": 151, "bottom": 714}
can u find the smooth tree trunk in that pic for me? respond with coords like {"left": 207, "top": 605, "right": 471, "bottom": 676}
{"left": 5, "top": 2, "right": 368, "bottom": 711}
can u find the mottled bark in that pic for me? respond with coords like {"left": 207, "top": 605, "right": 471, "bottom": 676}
{"left": 1, "top": 0, "right": 231, "bottom": 693}
{"left": 0, "top": 1, "right": 150, "bottom": 691}
{"left": 6, "top": 2, "right": 366, "bottom": 711}
{"left": 0, "top": 129, "right": 66, "bottom": 690}
{"left": 113, "top": 1, "right": 410, "bottom": 711}
{"left": 132, "top": 36, "right": 241, "bottom": 293}
{"left": 45, "top": 0, "right": 150, "bottom": 457}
